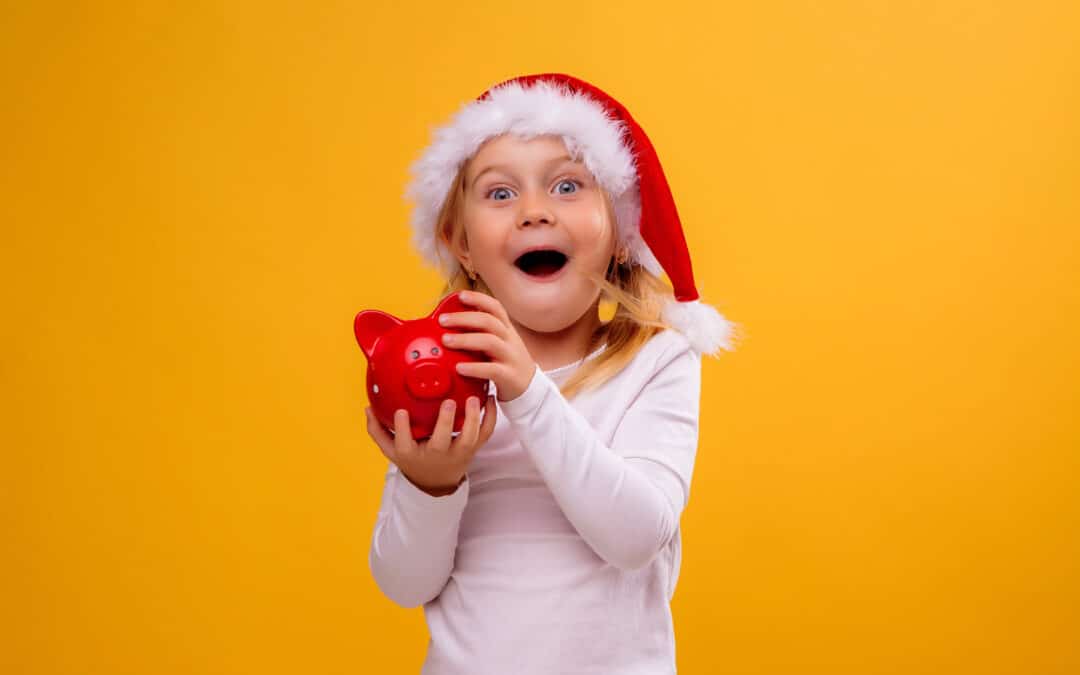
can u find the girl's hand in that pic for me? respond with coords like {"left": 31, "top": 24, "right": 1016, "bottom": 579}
{"left": 364, "top": 394, "right": 497, "bottom": 496}
{"left": 438, "top": 290, "right": 536, "bottom": 402}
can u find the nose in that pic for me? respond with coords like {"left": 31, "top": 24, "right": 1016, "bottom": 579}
{"left": 518, "top": 190, "right": 555, "bottom": 227}
{"left": 405, "top": 361, "right": 453, "bottom": 400}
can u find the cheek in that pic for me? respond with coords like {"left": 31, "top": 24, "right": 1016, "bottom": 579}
{"left": 568, "top": 199, "right": 614, "bottom": 243}
{"left": 460, "top": 205, "right": 504, "bottom": 251}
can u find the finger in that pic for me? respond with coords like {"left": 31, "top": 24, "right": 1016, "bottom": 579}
{"left": 442, "top": 331, "right": 505, "bottom": 361}
{"left": 476, "top": 395, "right": 498, "bottom": 446}
{"left": 428, "top": 398, "right": 457, "bottom": 451}
{"left": 455, "top": 360, "right": 496, "bottom": 381}
{"left": 392, "top": 408, "right": 413, "bottom": 456}
{"left": 451, "top": 396, "right": 482, "bottom": 454}
{"left": 441, "top": 311, "right": 506, "bottom": 340}
{"left": 365, "top": 407, "right": 398, "bottom": 463}
{"left": 459, "top": 290, "right": 511, "bottom": 326}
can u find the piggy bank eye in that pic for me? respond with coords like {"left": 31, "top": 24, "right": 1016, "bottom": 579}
{"left": 411, "top": 350, "right": 420, "bottom": 359}
{"left": 431, "top": 347, "right": 440, "bottom": 356}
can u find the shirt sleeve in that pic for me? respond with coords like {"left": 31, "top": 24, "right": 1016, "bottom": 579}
{"left": 497, "top": 338, "right": 702, "bottom": 571}
{"left": 368, "top": 460, "right": 470, "bottom": 608}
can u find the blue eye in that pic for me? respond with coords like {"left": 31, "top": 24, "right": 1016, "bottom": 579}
{"left": 555, "top": 179, "right": 579, "bottom": 195}
{"left": 488, "top": 187, "right": 514, "bottom": 201}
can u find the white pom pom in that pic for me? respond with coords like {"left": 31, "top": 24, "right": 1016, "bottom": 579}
{"left": 661, "top": 298, "right": 738, "bottom": 356}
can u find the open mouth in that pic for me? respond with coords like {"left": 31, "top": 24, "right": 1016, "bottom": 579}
{"left": 514, "top": 249, "right": 569, "bottom": 278}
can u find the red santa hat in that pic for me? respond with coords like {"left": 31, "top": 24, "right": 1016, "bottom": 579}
{"left": 405, "top": 72, "right": 736, "bottom": 356}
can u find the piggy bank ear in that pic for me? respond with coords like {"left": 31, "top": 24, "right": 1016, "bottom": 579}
{"left": 430, "top": 290, "right": 470, "bottom": 320}
{"left": 354, "top": 310, "right": 402, "bottom": 359}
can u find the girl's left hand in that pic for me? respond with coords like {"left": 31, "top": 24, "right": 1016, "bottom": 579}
{"left": 438, "top": 290, "right": 535, "bottom": 402}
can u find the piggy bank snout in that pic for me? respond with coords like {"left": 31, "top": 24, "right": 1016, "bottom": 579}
{"left": 404, "top": 361, "right": 454, "bottom": 400}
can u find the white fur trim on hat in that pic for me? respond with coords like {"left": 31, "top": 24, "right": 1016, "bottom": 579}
{"left": 404, "top": 78, "right": 663, "bottom": 279}
{"left": 661, "top": 297, "right": 738, "bottom": 356}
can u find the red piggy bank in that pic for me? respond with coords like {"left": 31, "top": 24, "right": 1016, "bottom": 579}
{"left": 354, "top": 291, "right": 491, "bottom": 441}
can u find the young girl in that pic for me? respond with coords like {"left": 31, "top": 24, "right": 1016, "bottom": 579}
{"left": 364, "top": 73, "right": 738, "bottom": 674}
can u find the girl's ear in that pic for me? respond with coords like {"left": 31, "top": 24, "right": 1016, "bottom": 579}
{"left": 438, "top": 213, "right": 466, "bottom": 256}
{"left": 448, "top": 232, "right": 471, "bottom": 271}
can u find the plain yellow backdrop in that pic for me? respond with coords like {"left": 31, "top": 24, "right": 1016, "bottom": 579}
{"left": 3, "top": 1, "right": 1078, "bottom": 673}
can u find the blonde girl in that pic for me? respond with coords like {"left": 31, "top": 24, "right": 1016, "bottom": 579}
{"left": 364, "top": 73, "right": 738, "bottom": 674}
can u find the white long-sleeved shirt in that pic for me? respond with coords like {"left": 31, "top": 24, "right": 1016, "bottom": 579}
{"left": 368, "top": 328, "right": 703, "bottom": 674}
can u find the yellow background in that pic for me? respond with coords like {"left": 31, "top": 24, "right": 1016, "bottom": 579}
{"left": 3, "top": 1, "right": 1078, "bottom": 673}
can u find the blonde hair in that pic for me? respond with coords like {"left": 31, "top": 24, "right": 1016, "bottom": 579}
{"left": 431, "top": 158, "right": 678, "bottom": 401}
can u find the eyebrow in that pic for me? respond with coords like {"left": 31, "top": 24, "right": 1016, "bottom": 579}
{"left": 470, "top": 154, "right": 577, "bottom": 189}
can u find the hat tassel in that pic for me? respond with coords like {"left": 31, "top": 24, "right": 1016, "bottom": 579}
{"left": 661, "top": 297, "right": 738, "bottom": 357}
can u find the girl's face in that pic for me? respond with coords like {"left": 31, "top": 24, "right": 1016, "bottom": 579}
{"left": 455, "top": 133, "right": 616, "bottom": 334}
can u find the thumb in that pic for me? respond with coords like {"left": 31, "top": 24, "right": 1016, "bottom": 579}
{"left": 365, "top": 407, "right": 399, "bottom": 463}
{"left": 476, "top": 396, "right": 498, "bottom": 446}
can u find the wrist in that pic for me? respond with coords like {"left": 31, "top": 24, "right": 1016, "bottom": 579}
{"left": 497, "top": 366, "right": 537, "bottom": 403}
{"left": 408, "top": 472, "right": 465, "bottom": 497}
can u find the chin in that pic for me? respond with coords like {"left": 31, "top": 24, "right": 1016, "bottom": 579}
{"left": 514, "top": 313, "right": 577, "bottom": 334}
{"left": 489, "top": 273, "right": 601, "bottom": 329}
{"left": 508, "top": 297, "right": 598, "bottom": 334}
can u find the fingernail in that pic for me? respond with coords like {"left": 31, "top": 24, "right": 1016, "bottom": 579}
{"left": 467, "top": 397, "right": 478, "bottom": 409}
{"left": 443, "top": 399, "right": 455, "bottom": 410}
{"left": 438, "top": 315, "right": 448, "bottom": 325}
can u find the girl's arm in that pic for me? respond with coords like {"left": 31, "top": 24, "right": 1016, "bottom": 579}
{"left": 498, "top": 337, "right": 702, "bottom": 571}
{"left": 368, "top": 461, "right": 469, "bottom": 608}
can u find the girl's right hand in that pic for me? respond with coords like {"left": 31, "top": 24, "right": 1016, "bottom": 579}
{"left": 364, "top": 395, "right": 497, "bottom": 496}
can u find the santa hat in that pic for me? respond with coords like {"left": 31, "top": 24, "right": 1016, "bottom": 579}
{"left": 404, "top": 72, "right": 736, "bottom": 356}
